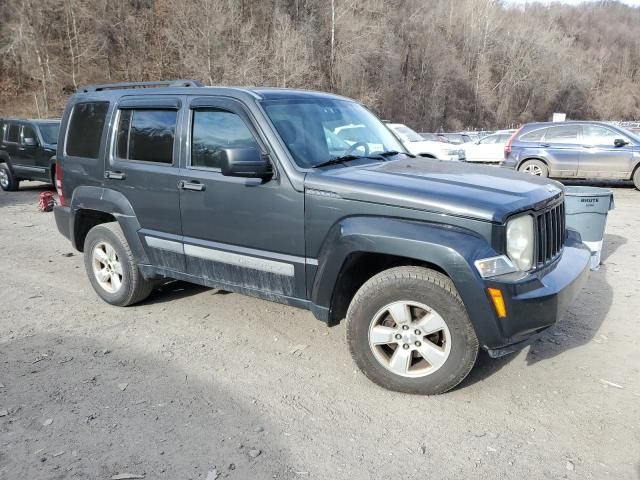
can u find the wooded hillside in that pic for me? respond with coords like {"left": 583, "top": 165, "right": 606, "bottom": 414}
{"left": 1, "top": 0, "right": 638, "bottom": 130}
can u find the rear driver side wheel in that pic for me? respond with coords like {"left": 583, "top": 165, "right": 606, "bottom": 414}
{"left": 519, "top": 159, "right": 548, "bottom": 177}
{"left": 84, "top": 222, "right": 153, "bottom": 306}
{"left": 0, "top": 164, "right": 20, "bottom": 191}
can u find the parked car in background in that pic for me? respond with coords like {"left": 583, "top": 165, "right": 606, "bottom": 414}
{"left": 387, "top": 124, "right": 465, "bottom": 161}
{"left": 460, "top": 131, "right": 480, "bottom": 143}
{"left": 53, "top": 80, "right": 590, "bottom": 394}
{"left": 424, "top": 133, "right": 473, "bottom": 145}
{"left": 503, "top": 121, "right": 640, "bottom": 189}
{"left": 461, "top": 130, "right": 515, "bottom": 164}
{"left": 0, "top": 118, "right": 60, "bottom": 191}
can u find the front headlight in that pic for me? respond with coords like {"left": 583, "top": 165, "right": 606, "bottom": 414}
{"left": 506, "top": 214, "right": 534, "bottom": 271}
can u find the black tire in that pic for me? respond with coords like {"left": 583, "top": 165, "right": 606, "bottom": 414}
{"left": 0, "top": 164, "right": 20, "bottom": 191}
{"left": 346, "top": 266, "right": 479, "bottom": 395}
{"left": 633, "top": 168, "right": 640, "bottom": 191}
{"left": 518, "top": 159, "right": 548, "bottom": 177}
{"left": 83, "top": 222, "right": 153, "bottom": 306}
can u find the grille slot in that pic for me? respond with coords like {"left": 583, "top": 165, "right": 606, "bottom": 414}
{"left": 535, "top": 201, "right": 565, "bottom": 267}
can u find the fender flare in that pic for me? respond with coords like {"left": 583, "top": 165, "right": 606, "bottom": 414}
{"left": 69, "top": 186, "right": 149, "bottom": 264}
{"left": 310, "top": 216, "right": 503, "bottom": 346}
{"left": 517, "top": 156, "right": 548, "bottom": 171}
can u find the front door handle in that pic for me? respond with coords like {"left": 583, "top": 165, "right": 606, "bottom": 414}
{"left": 105, "top": 170, "right": 126, "bottom": 180}
{"left": 583, "top": 145, "right": 594, "bottom": 149}
{"left": 540, "top": 143, "right": 550, "bottom": 148}
{"left": 178, "top": 180, "right": 206, "bottom": 192}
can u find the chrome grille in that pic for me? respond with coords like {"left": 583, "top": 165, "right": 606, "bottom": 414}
{"left": 534, "top": 201, "right": 565, "bottom": 267}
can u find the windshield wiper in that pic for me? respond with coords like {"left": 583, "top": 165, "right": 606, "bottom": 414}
{"left": 378, "top": 150, "right": 415, "bottom": 158}
{"left": 312, "top": 155, "right": 363, "bottom": 169}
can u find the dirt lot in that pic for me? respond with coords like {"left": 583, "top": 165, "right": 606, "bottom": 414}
{"left": 1, "top": 182, "right": 639, "bottom": 480}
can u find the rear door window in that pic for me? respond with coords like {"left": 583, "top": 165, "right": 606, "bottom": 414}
{"left": 66, "top": 102, "right": 110, "bottom": 159}
{"left": 116, "top": 109, "right": 177, "bottom": 164}
{"left": 6, "top": 124, "right": 20, "bottom": 143}
{"left": 543, "top": 125, "right": 579, "bottom": 144}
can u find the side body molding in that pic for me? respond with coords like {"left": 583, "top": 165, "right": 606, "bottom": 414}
{"left": 68, "top": 186, "right": 149, "bottom": 264}
{"left": 309, "top": 216, "right": 504, "bottom": 345}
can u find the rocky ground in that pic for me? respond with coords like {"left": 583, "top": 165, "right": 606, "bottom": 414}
{"left": 1, "top": 181, "right": 639, "bottom": 480}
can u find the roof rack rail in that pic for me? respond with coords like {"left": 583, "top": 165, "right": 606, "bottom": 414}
{"left": 77, "top": 79, "right": 204, "bottom": 93}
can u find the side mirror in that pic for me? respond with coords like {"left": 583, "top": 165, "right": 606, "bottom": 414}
{"left": 23, "top": 137, "right": 37, "bottom": 147}
{"left": 614, "top": 138, "right": 629, "bottom": 148}
{"left": 220, "top": 147, "right": 272, "bottom": 179}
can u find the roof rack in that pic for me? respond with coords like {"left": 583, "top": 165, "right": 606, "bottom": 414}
{"left": 77, "top": 79, "right": 204, "bottom": 93}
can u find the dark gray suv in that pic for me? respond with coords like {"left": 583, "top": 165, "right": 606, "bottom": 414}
{"left": 503, "top": 121, "right": 640, "bottom": 189}
{"left": 0, "top": 118, "right": 60, "bottom": 191}
{"left": 53, "top": 80, "right": 590, "bottom": 394}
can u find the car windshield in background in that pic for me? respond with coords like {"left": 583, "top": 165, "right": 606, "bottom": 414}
{"left": 38, "top": 124, "right": 60, "bottom": 144}
{"left": 262, "top": 98, "right": 405, "bottom": 168}
{"left": 394, "top": 126, "right": 424, "bottom": 142}
{"left": 420, "top": 133, "right": 438, "bottom": 141}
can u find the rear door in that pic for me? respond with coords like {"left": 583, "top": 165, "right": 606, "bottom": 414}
{"left": 3, "top": 123, "right": 21, "bottom": 170}
{"left": 105, "top": 95, "right": 186, "bottom": 272}
{"left": 540, "top": 125, "right": 580, "bottom": 177}
{"left": 177, "top": 96, "right": 306, "bottom": 299}
{"left": 578, "top": 124, "right": 634, "bottom": 179}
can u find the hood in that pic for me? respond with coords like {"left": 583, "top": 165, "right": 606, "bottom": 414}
{"left": 304, "top": 157, "right": 563, "bottom": 223}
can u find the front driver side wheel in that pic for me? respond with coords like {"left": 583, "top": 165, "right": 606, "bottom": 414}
{"left": 346, "top": 266, "right": 479, "bottom": 394}
{"left": 633, "top": 168, "right": 640, "bottom": 191}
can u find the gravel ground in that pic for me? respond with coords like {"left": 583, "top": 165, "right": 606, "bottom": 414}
{"left": 1, "top": 181, "right": 639, "bottom": 480}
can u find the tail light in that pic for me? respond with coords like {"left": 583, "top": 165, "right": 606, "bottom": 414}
{"left": 55, "top": 162, "right": 66, "bottom": 206}
{"left": 504, "top": 128, "right": 521, "bottom": 158}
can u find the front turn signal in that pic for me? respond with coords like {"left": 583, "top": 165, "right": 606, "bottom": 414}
{"left": 487, "top": 288, "right": 507, "bottom": 318}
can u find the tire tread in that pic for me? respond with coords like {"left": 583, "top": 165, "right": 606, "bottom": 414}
{"left": 346, "top": 266, "right": 479, "bottom": 395}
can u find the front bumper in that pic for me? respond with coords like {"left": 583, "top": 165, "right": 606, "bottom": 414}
{"left": 482, "top": 235, "right": 591, "bottom": 354}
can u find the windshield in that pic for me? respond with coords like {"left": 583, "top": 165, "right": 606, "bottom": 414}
{"left": 392, "top": 125, "right": 424, "bottom": 142}
{"left": 420, "top": 132, "right": 437, "bottom": 141}
{"left": 262, "top": 98, "right": 405, "bottom": 168}
{"left": 38, "top": 123, "right": 60, "bottom": 144}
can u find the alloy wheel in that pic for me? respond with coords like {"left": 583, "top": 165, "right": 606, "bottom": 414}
{"left": 368, "top": 300, "right": 451, "bottom": 378}
{"left": 92, "top": 241, "right": 124, "bottom": 293}
{"left": 523, "top": 164, "right": 543, "bottom": 176}
{"left": 0, "top": 169, "right": 9, "bottom": 188}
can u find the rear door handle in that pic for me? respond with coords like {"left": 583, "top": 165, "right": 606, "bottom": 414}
{"left": 105, "top": 170, "right": 126, "bottom": 180}
{"left": 540, "top": 143, "right": 550, "bottom": 148}
{"left": 178, "top": 180, "right": 205, "bottom": 192}
{"left": 583, "top": 145, "right": 594, "bottom": 149}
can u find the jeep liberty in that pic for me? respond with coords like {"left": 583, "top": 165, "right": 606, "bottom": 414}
{"left": 0, "top": 118, "right": 60, "bottom": 191}
{"left": 53, "top": 80, "right": 591, "bottom": 394}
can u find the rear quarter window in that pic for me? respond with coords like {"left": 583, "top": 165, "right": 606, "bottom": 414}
{"left": 66, "top": 101, "right": 110, "bottom": 159}
{"left": 519, "top": 128, "right": 547, "bottom": 142}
